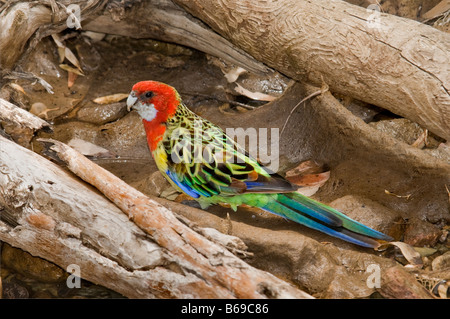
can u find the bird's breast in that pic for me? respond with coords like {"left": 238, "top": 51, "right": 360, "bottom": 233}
{"left": 143, "top": 119, "right": 166, "bottom": 152}
{"left": 152, "top": 144, "right": 169, "bottom": 173}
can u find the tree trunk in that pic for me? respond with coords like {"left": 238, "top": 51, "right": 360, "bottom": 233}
{"left": 173, "top": 0, "right": 450, "bottom": 141}
{"left": 1, "top": 0, "right": 448, "bottom": 140}
{"left": 83, "top": 0, "right": 269, "bottom": 75}
{"left": 0, "top": 0, "right": 267, "bottom": 76}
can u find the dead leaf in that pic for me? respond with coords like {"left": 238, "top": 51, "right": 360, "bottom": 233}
{"left": 161, "top": 187, "right": 181, "bottom": 201}
{"left": 235, "top": 106, "right": 249, "bottom": 113}
{"left": 384, "top": 189, "right": 412, "bottom": 200}
{"left": 422, "top": 0, "right": 450, "bottom": 20}
{"left": 67, "top": 138, "right": 115, "bottom": 158}
{"left": 83, "top": 31, "right": 106, "bottom": 42}
{"left": 287, "top": 171, "right": 330, "bottom": 188}
{"left": 64, "top": 47, "right": 83, "bottom": 71}
{"left": 57, "top": 46, "right": 66, "bottom": 63}
{"left": 93, "top": 93, "right": 128, "bottom": 105}
{"left": 286, "top": 160, "right": 326, "bottom": 177}
{"left": 8, "top": 83, "right": 27, "bottom": 95}
{"left": 52, "top": 34, "right": 83, "bottom": 71}
{"left": 59, "top": 64, "right": 84, "bottom": 76}
{"left": 174, "top": 193, "right": 193, "bottom": 203}
{"left": 234, "top": 83, "right": 276, "bottom": 101}
{"left": 224, "top": 67, "right": 247, "bottom": 83}
{"left": 68, "top": 71, "right": 78, "bottom": 89}
{"left": 285, "top": 160, "right": 330, "bottom": 196}
{"left": 378, "top": 241, "right": 423, "bottom": 268}
{"left": 413, "top": 247, "right": 437, "bottom": 257}
{"left": 51, "top": 34, "right": 66, "bottom": 61}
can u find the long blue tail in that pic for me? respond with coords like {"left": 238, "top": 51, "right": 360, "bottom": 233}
{"left": 259, "top": 192, "right": 393, "bottom": 248}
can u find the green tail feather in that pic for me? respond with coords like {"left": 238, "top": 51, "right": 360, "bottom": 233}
{"left": 259, "top": 192, "right": 393, "bottom": 248}
{"left": 199, "top": 191, "right": 392, "bottom": 248}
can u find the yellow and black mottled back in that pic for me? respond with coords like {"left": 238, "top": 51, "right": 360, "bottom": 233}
{"left": 160, "top": 103, "right": 295, "bottom": 198}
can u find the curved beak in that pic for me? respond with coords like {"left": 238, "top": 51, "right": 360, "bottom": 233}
{"left": 126, "top": 91, "right": 138, "bottom": 112}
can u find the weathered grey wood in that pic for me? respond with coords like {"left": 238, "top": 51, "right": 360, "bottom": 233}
{"left": 0, "top": 0, "right": 268, "bottom": 75}
{"left": 174, "top": 0, "right": 450, "bottom": 141}
{"left": 0, "top": 132, "right": 312, "bottom": 298}
{"left": 0, "top": 2, "right": 51, "bottom": 70}
{"left": 37, "top": 137, "right": 313, "bottom": 298}
{"left": 1, "top": 0, "right": 448, "bottom": 140}
{"left": 0, "top": 98, "right": 50, "bottom": 131}
{"left": 0, "top": 98, "right": 52, "bottom": 146}
{"left": 0, "top": 135, "right": 170, "bottom": 298}
{"left": 82, "top": 0, "right": 270, "bottom": 75}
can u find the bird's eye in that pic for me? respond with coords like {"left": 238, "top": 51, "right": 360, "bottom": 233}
{"left": 145, "top": 91, "right": 154, "bottom": 98}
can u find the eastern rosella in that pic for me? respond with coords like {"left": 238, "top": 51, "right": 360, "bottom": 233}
{"left": 127, "top": 81, "right": 392, "bottom": 248}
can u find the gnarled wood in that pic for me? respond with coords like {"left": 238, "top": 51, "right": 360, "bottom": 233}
{"left": 0, "top": 0, "right": 268, "bottom": 75}
{"left": 0, "top": 98, "right": 52, "bottom": 146}
{"left": 1, "top": 0, "right": 448, "bottom": 140}
{"left": 37, "top": 137, "right": 312, "bottom": 298}
{"left": 0, "top": 134, "right": 312, "bottom": 298}
{"left": 83, "top": 0, "right": 269, "bottom": 75}
{"left": 173, "top": 0, "right": 450, "bottom": 141}
{"left": 0, "top": 2, "right": 51, "bottom": 70}
{"left": 0, "top": 98, "right": 312, "bottom": 298}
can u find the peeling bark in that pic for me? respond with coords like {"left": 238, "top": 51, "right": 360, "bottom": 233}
{"left": 173, "top": 0, "right": 450, "bottom": 141}
{"left": 0, "top": 134, "right": 312, "bottom": 298}
{"left": 0, "top": 0, "right": 268, "bottom": 75}
{"left": 0, "top": 100, "right": 312, "bottom": 298}
{"left": 0, "top": 98, "right": 51, "bottom": 146}
{"left": 36, "top": 137, "right": 312, "bottom": 298}
{"left": 1, "top": 0, "right": 448, "bottom": 140}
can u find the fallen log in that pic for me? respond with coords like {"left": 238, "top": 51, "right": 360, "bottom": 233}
{"left": 36, "top": 137, "right": 312, "bottom": 298}
{"left": 0, "top": 0, "right": 268, "bottom": 76}
{"left": 0, "top": 2, "right": 51, "bottom": 70}
{"left": 0, "top": 98, "right": 51, "bottom": 146}
{"left": 0, "top": 135, "right": 172, "bottom": 298}
{"left": 83, "top": 0, "right": 269, "bottom": 75}
{"left": 0, "top": 0, "right": 109, "bottom": 71}
{"left": 0, "top": 100, "right": 312, "bottom": 298}
{"left": 173, "top": 0, "right": 450, "bottom": 141}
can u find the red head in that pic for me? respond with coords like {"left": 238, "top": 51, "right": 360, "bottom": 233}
{"left": 127, "top": 81, "right": 181, "bottom": 123}
{"left": 127, "top": 81, "right": 181, "bottom": 151}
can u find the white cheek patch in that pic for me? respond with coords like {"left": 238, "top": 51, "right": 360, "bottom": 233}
{"left": 137, "top": 103, "right": 157, "bottom": 121}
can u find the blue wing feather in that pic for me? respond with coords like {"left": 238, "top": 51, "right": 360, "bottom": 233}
{"left": 165, "top": 170, "right": 201, "bottom": 198}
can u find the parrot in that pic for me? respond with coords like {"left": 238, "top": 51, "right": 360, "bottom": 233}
{"left": 126, "top": 80, "right": 393, "bottom": 248}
